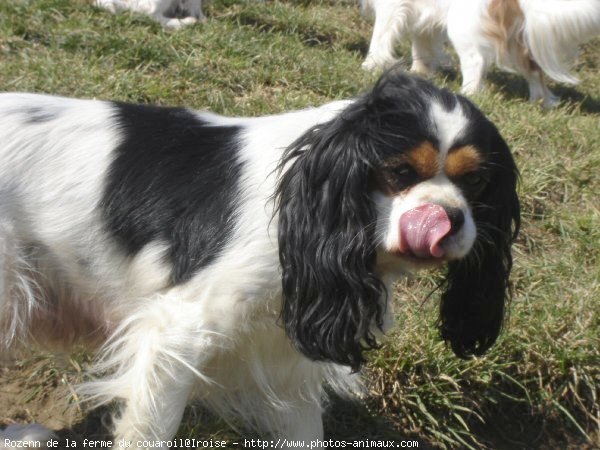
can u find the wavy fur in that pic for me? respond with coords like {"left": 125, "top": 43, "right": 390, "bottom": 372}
{"left": 440, "top": 120, "right": 520, "bottom": 357}
{"left": 277, "top": 113, "right": 386, "bottom": 371}
{"left": 0, "top": 73, "right": 518, "bottom": 447}
{"left": 520, "top": 0, "right": 600, "bottom": 84}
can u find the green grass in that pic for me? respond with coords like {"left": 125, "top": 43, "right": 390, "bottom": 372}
{"left": 1, "top": 0, "right": 599, "bottom": 448}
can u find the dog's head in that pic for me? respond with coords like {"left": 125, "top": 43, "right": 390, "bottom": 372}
{"left": 276, "top": 72, "right": 520, "bottom": 370}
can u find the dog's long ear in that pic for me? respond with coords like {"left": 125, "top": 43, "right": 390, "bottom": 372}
{"left": 440, "top": 125, "right": 520, "bottom": 358}
{"left": 275, "top": 112, "right": 386, "bottom": 371}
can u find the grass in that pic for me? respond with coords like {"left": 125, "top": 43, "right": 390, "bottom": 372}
{"left": 0, "top": 0, "right": 599, "bottom": 448}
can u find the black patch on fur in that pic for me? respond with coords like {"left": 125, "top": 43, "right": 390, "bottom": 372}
{"left": 103, "top": 102, "right": 242, "bottom": 284}
{"left": 24, "top": 106, "right": 57, "bottom": 123}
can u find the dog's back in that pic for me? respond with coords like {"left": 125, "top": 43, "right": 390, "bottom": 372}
{"left": 0, "top": 94, "right": 120, "bottom": 353}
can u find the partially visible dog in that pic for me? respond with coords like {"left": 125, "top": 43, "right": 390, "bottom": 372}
{"left": 0, "top": 72, "right": 519, "bottom": 448}
{"left": 361, "top": 0, "right": 600, "bottom": 107}
{"left": 94, "top": 0, "right": 205, "bottom": 28}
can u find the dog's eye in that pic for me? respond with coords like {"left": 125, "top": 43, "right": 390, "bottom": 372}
{"left": 391, "top": 164, "right": 417, "bottom": 181}
{"left": 460, "top": 171, "right": 489, "bottom": 197}
{"left": 376, "top": 164, "right": 419, "bottom": 193}
{"left": 463, "top": 172, "right": 484, "bottom": 186}
{"left": 386, "top": 165, "right": 419, "bottom": 190}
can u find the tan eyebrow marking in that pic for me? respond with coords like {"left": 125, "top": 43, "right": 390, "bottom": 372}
{"left": 377, "top": 141, "right": 439, "bottom": 194}
{"left": 407, "top": 141, "right": 439, "bottom": 179}
{"left": 445, "top": 145, "right": 483, "bottom": 177}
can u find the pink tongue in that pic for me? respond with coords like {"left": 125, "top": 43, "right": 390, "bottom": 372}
{"left": 399, "top": 204, "right": 452, "bottom": 258}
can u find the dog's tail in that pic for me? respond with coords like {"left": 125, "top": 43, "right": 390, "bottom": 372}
{"left": 520, "top": 0, "right": 600, "bottom": 83}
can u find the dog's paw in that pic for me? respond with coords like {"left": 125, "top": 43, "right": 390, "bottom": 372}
{"left": 410, "top": 59, "right": 434, "bottom": 75}
{"left": 361, "top": 55, "right": 394, "bottom": 72}
{"left": 163, "top": 16, "right": 200, "bottom": 29}
{"left": 0, "top": 424, "right": 56, "bottom": 450}
{"left": 540, "top": 94, "right": 560, "bottom": 109}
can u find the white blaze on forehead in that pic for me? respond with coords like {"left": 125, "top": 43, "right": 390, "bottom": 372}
{"left": 429, "top": 101, "right": 469, "bottom": 163}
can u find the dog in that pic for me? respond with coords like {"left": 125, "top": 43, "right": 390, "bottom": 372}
{"left": 94, "top": 0, "right": 205, "bottom": 28}
{"left": 360, "top": 0, "right": 600, "bottom": 108}
{"left": 0, "top": 72, "right": 520, "bottom": 448}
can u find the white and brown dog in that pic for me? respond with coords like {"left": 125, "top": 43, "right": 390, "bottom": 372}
{"left": 95, "top": 0, "right": 205, "bottom": 28}
{"left": 0, "top": 73, "right": 519, "bottom": 448}
{"left": 361, "top": 0, "right": 600, "bottom": 107}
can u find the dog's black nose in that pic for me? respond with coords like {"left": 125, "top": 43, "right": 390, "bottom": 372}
{"left": 444, "top": 207, "right": 465, "bottom": 235}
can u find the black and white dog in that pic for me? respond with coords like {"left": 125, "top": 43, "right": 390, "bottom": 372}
{"left": 0, "top": 73, "right": 519, "bottom": 447}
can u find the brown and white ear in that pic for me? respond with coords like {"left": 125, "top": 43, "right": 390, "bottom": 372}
{"left": 439, "top": 125, "right": 520, "bottom": 358}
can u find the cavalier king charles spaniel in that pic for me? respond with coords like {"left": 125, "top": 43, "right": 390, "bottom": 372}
{"left": 361, "top": 0, "right": 600, "bottom": 107}
{"left": 0, "top": 73, "right": 519, "bottom": 448}
{"left": 94, "top": 0, "right": 205, "bottom": 28}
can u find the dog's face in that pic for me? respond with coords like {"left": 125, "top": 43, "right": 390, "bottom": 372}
{"left": 277, "top": 73, "right": 520, "bottom": 370}
{"left": 373, "top": 101, "right": 493, "bottom": 271}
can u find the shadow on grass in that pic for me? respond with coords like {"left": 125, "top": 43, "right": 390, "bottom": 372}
{"left": 231, "top": 9, "right": 370, "bottom": 53}
{"left": 326, "top": 394, "right": 595, "bottom": 449}
{"left": 466, "top": 401, "right": 598, "bottom": 450}
{"left": 325, "top": 395, "right": 436, "bottom": 448}
{"left": 51, "top": 399, "right": 434, "bottom": 449}
{"left": 47, "top": 393, "right": 597, "bottom": 449}
{"left": 381, "top": 63, "right": 600, "bottom": 115}
{"left": 487, "top": 71, "right": 600, "bottom": 114}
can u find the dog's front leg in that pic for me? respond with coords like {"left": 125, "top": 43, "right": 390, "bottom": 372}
{"left": 109, "top": 374, "right": 194, "bottom": 450}
{"left": 80, "top": 300, "right": 212, "bottom": 450}
{"left": 259, "top": 401, "right": 324, "bottom": 448}
{"left": 362, "top": 1, "right": 410, "bottom": 71}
